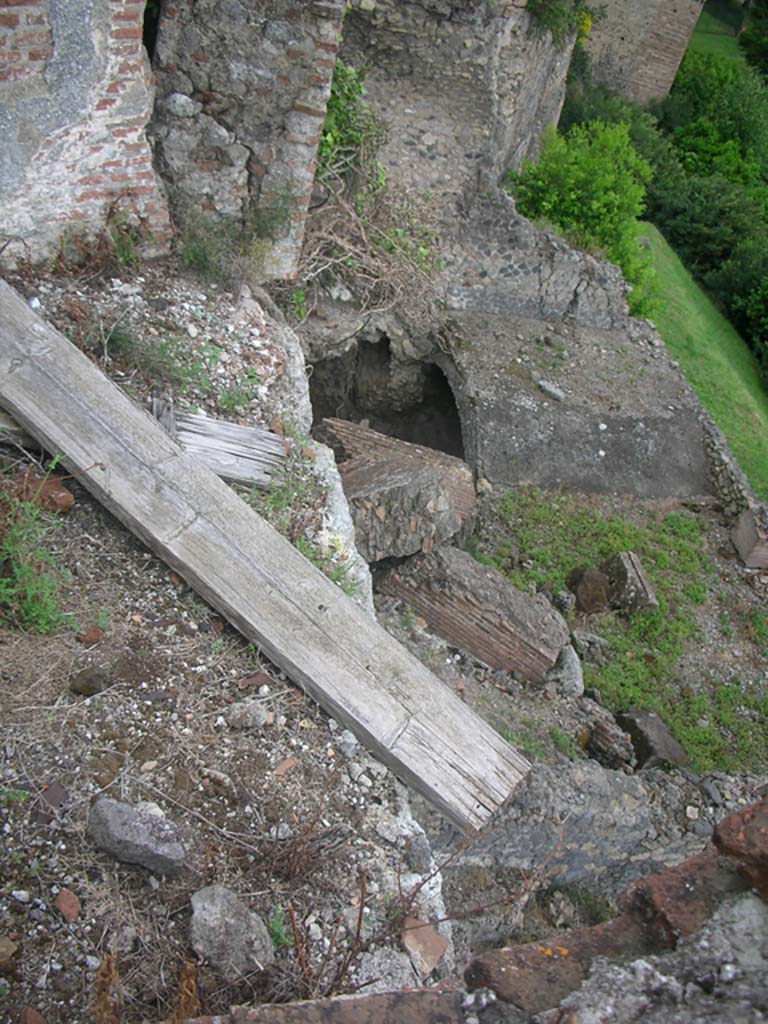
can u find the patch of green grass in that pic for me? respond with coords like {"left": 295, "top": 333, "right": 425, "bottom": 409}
{"left": 689, "top": 0, "right": 746, "bottom": 61}
{"left": 549, "top": 726, "right": 579, "bottom": 758}
{"left": 474, "top": 488, "right": 768, "bottom": 772}
{"left": 642, "top": 222, "right": 768, "bottom": 501}
{"left": 294, "top": 535, "right": 359, "bottom": 598}
{"left": 501, "top": 720, "right": 545, "bottom": 760}
{"left": 0, "top": 486, "right": 71, "bottom": 634}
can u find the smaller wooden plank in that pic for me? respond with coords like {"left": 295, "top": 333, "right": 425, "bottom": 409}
{"left": 0, "top": 408, "right": 37, "bottom": 448}
{"left": 379, "top": 546, "right": 569, "bottom": 683}
{"left": 152, "top": 407, "right": 287, "bottom": 487}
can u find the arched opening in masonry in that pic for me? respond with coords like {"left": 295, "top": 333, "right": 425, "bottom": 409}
{"left": 143, "top": 0, "right": 162, "bottom": 61}
{"left": 309, "top": 335, "right": 465, "bottom": 460}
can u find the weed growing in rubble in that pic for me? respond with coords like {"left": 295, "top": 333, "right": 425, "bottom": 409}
{"left": 0, "top": 481, "right": 70, "bottom": 634}
{"left": 268, "top": 907, "right": 291, "bottom": 951}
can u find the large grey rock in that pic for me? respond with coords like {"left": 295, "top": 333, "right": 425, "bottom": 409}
{"left": 443, "top": 761, "right": 706, "bottom": 898}
{"left": 88, "top": 798, "right": 186, "bottom": 875}
{"left": 190, "top": 885, "right": 274, "bottom": 981}
{"left": 546, "top": 643, "right": 584, "bottom": 697}
{"left": 617, "top": 710, "right": 688, "bottom": 769}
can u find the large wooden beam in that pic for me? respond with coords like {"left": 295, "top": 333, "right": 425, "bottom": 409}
{"left": 0, "top": 279, "right": 529, "bottom": 832}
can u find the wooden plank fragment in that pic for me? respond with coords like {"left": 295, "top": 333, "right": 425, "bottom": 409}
{"left": 0, "top": 407, "right": 37, "bottom": 448}
{"left": 0, "top": 278, "right": 529, "bottom": 832}
{"left": 150, "top": 399, "right": 287, "bottom": 487}
{"left": 189, "top": 989, "right": 465, "bottom": 1023}
{"left": 379, "top": 547, "right": 569, "bottom": 683}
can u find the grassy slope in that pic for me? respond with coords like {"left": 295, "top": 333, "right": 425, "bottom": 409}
{"left": 642, "top": 222, "right": 768, "bottom": 500}
{"left": 688, "top": 0, "right": 745, "bottom": 61}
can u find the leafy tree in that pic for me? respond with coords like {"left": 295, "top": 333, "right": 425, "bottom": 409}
{"left": 651, "top": 174, "right": 762, "bottom": 277}
{"left": 509, "top": 122, "right": 656, "bottom": 314}
{"left": 740, "top": 0, "right": 768, "bottom": 78}
{"left": 658, "top": 53, "right": 768, "bottom": 177}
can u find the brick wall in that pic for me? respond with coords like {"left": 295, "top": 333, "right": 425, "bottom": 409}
{"left": 0, "top": 0, "right": 171, "bottom": 265}
{"left": 0, "top": 0, "right": 53, "bottom": 85}
{"left": 586, "top": 0, "right": 704, "bottom": 103}
{"left": 149, "top": 0, "right": 346, "bottom": 281}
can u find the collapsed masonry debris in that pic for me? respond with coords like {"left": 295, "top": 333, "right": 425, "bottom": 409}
{"left": 315, "top": 418, "right": 476, "bottom": 562}
{"left": 378, "top": 546, "right": 569, "bottom": 684}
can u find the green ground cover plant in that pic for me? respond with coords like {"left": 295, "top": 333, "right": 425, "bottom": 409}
{"left": 641, "top": 222, "right": 768, "bottom": 500}
{"left": 0, "top": 479, "right": 70, "bottom": 634}
{"left": 473, "top": 488, "right": 768, "bottom": 772}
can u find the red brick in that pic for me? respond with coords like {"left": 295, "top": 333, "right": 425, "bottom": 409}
{"left": 292, "top": 102, "right": 326, "bottom": 119}
{"left": 117, "top": 61, "right": 143, "bottom": 74}
{"left": 316, "top": 40, "right": 339, "bottom": 53}
{"left": 191, "top": 49, "right": 209, "bottom": 62}
{"left": 113, "top": 8, "right": 141, "bottom": 22}
{"left": 27, "top": 48, "right": 49, "bottom": 60}
{"left": 95, "top": 97, "right": 117, "bottom": 110}
{"left": 15, "top": 29, "right": 49, "bottom": 44}
{"left": 110, "top": 25, "right": 142, "bottom": 39}
{"left": 76, "top": 189, "right": 113, "bottom": 202}
{"left": 714, "top": 797, "right": 768, "bottom": 899}
{"left": 106, "top": 80, "right": 124, "bottom": 93}
{"left": 287, "top": 48, "right": 307, "bottom": 59}
{"left": 0, "top": 0, "right": 43, "bottom": 7}
{"left": 0, "top": 12, "right": 19, "bottom": 26}
{"left": 77, "top": 175, "right": 105, "bottom": 186}
{"left": 0, "top": 65, "right": 27, "bottom": 81}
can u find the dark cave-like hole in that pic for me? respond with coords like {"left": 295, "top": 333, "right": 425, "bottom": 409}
{"left": 309, "top": 338, "right": 465, "bottom": 461}
{"left": 143, "top": 0, "right": 162, "bottom": 61}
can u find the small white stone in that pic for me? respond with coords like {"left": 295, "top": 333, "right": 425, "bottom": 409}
{"left": 685, "top": 805, "right": 699, "bottom": 821}
{"left": 598, "top": 450, "right": 606, "bottom": 458}
{"left": 187, "top": 323, "right": 198, "bottom": 338}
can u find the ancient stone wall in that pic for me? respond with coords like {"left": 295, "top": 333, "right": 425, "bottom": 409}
{"left": 0, "top": 0, "right": 171, "bottom": 264}
{"left": 340, "top": 0, "right": 572, "bottom": 206}
{"left": 586, "top": 0, "right": 704, "bottom": 103}
{"left": 149, "top": 0, "right": 346, "bottom": 281}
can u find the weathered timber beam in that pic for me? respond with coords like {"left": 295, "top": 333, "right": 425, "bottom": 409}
{"left": 0, "top": 278, "right": 529, "bottom": 832}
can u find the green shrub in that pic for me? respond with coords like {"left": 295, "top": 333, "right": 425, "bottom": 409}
{"left": 508, "top": 122, "right": 657, "bottom": 315}
{"left": 739, "top": 0, "right": 768, "bottom": 78}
